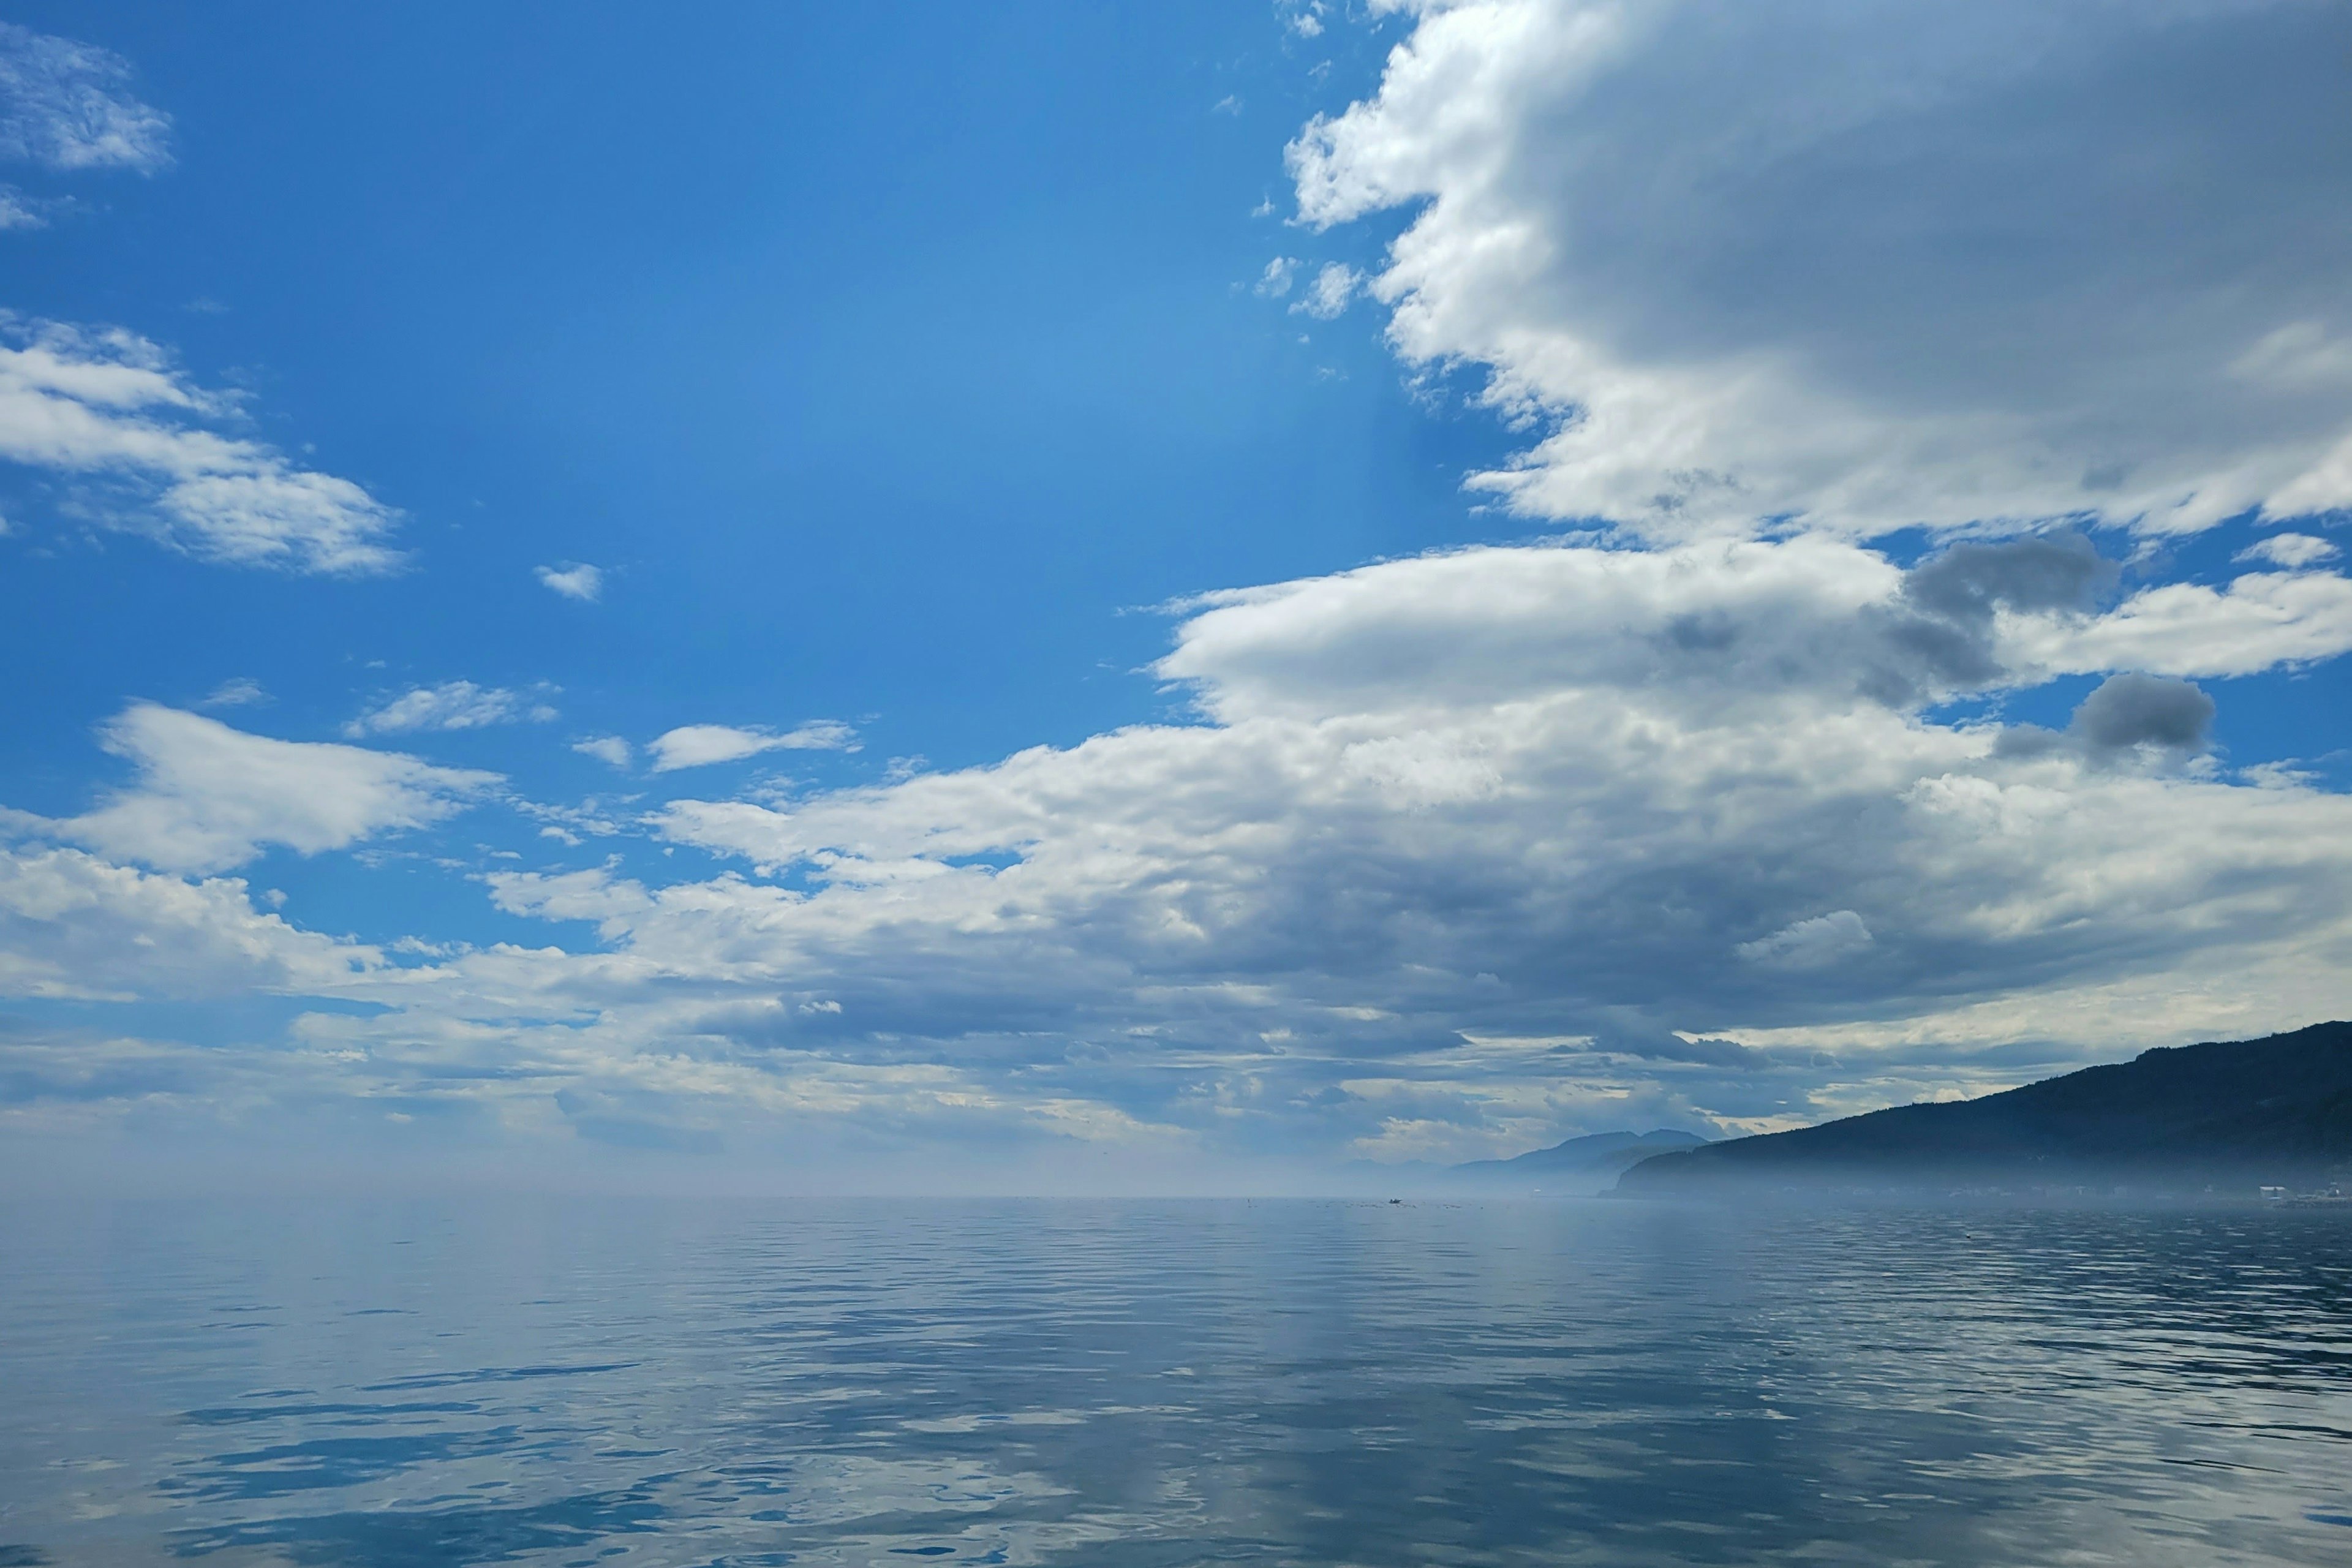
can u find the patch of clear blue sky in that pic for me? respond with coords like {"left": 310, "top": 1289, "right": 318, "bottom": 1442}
{"left": 0, "top": 1, "right": 2342, "bottom": 959}
{"left": 0, "top": 2, "right": 1512, "bottom": 946}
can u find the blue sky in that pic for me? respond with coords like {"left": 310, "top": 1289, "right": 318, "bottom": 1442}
{"left": 3, "top": 1, "right": 2351, "bottom": 1190}
{"left": 2, "top": 12, "right": 1441, "bottom": 796}
{"left": 0, "top": 2, "right": 1520, "bottom": 943}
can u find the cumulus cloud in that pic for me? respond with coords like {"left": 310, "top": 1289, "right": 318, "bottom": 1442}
{"left": 2237, "top": 532, "right": 2340, "bottom": 568}
{"left": 344, "top": 680, "right": 558, "bottom": 737}
{"left": 1254, "top": 257, "right": 1298, "bottom": 299}
{"left": 0, "top": 23, "right": 170, "bottom": 174}
{"left": 0, "top": 317, "right": 403, "bottom": 572}
{"left": 647, "top": 721, "right": 859, "bottom": 772}
{"left": 1289, "top": 0, "right": 2352, "bottom": 538}
{"left": 1997, "top": 673, "right": 2220, "bottom": 767}
{"left": 0, "top": 843, "right": 375, "bottom": 1001}
{"left": 2068, "top": 674, "right": 2217, "bottom": 757}
{"left": 31, "top": 704, "right": 498, "bottom": 874}
{"left": 573, "top": 736, "right": 633, "bottom": 769}
{"left": 535, "top": 562, "right": 603, "bottom": 602}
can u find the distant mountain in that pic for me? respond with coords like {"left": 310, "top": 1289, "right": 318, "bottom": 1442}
{"left": 1445, "top": 1128, "right": 1709, "bottom": 1194}
{"left": 1618, "top": 1021, "right": 2352, "bottom": 1197}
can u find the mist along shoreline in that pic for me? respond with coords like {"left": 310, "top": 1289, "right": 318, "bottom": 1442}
{"left": 1596, "top": 1180, "right": 2352, "bottom": 1210}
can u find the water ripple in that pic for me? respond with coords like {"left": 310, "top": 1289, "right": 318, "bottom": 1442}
{"left": 1, "top": 1199, "right": 2348, "bottom": 1566}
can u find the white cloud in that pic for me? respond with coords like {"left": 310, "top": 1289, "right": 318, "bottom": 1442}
{"left": 345, "top": 680, "right": 559, "bottom": 737}
{"left": 0, "top": 23, "right": 170, "bottom": 174}
{"left": 517, "top": 797, "right": 627, "bottom": 842}
{"left": 1254, "top": 257, "right": 1298, "bottom": 299}
{"left": 2012, "top": 568, "right": 2352, "bottom": 679}
{"left": 536, "top": 562, "right": 603, "bottom": 602}
{"left": 573, "top": 736, "right": 633, "bottom": 769}
{"left": 195, "top": 677, "right": 267, "bottom": 710}
{"left": 2231, "top": 320, "right": 2352, "bottom": 391}
{"left": 0, "top": 843, "right": 376, "bottom": 1001}
{"left": 1289, "top": 262, "right": 1359, "bottom": 320}
{"left": 1154, "top": 532, "right": 2352, "bottom": 721}
{"left": 647, "top": 720, "right": 859, "bottom": 772}
{"left": 0, "top": 184, "right": 48, "bottom": 230}
{"left": 1289, "top": 0, "right": 2352, "bottom": 539}
{"left": 2236, "top": 532, "right": 2340, "bottom": 569}
{"left": 1737, "top": 910, "right": 1872, "bottom": 968}
{"left": 32, "top": 704, "right": 499, "bottom": 874}
{"left": 0, "top": 317, "right": 402, "bottom": 572}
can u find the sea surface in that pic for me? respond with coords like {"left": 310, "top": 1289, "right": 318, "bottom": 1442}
{"left": 2, "top": 1197, "right": 2350, "bottom": 1567}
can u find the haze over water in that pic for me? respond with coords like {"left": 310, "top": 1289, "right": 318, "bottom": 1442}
{"left": 4, "top": 1199, "right": 2348, "bottom": 1567}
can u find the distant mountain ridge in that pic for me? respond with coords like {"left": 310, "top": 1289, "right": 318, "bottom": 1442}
{"left": 1618, "top": 1021, "right": 2352, "bottom": 1196}
{"left": 1442, "top": 1128, "right": 1709, "bottom": 1193}
{"left": 1341, "top": 1128, "right": 1709, "bottom": 1196}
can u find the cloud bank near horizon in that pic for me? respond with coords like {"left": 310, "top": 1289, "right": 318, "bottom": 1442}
{"left": 5, "top": 535, "right": 2349, "bottom": 1171}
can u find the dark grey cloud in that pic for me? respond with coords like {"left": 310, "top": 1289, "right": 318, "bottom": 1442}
{"left": 1997, "top": 672, "right": 2219, "bottom": 764}
{"left": 2070, "top": 673, "right": 2217, "bottom": 755}
{"left": 1863, "top": 533, "right": 2119, "bottom": 701}
{"left": 1903, "top": 533, "right": 2115, "bottom": 624}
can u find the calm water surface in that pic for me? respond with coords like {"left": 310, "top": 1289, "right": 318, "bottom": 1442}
{"left": 2, "top": 1198, "right": 2348, "bottom": 1566}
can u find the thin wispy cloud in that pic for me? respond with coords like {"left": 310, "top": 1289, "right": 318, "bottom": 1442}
{"left": 345, "top": 680, "right": 559, "bottom": 737}
{"left": 0, "top": 22, "right": 171, "bottom": 174}
{"left": 0, "top": 184, "right": 50, "bottom": 230}
{"left": 647, "top": 721, "right": 859, "bottom": 772}
{"left": 0, "top": 317, "right": 404, "bottom": 573}
{"left": 1254, "top": 257, "right": 1298, "bottom": 299}
{"left": 1289, "top": 262, "right": 1357, "bottom": 320}
{"left": 195, "top": 677, "right": 267, "bottom": 710}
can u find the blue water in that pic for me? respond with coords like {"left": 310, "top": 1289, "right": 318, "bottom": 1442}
{"left": 2, "top": 1199, "right": 2350, "bottom": 1566}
